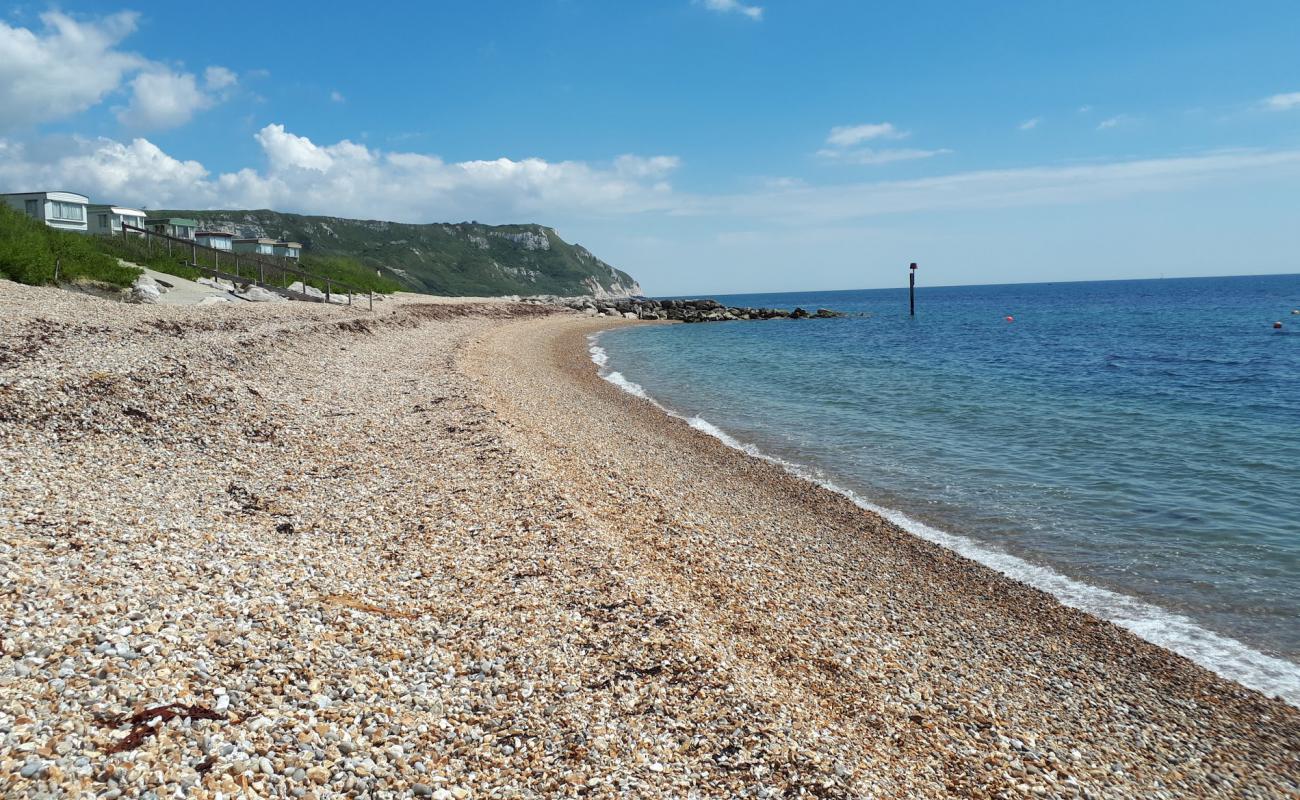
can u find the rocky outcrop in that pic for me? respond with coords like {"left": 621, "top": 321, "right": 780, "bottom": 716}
{"left": 524, "top": 296, "right": 843, "bottom": 323}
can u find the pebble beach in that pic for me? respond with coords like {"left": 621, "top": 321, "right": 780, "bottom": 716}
{"left": 2, "top": 283, "right": 1297, "bottom": 799}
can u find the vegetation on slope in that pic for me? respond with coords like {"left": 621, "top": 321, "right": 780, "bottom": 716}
{"left": 0, "top": 205, "right": 140, "bottom": 288}
{"left": 155, "top": 209, "right": 641, "bottom": 297}
{"left": 92, "top": 232, "right": 402, "bottom": 295}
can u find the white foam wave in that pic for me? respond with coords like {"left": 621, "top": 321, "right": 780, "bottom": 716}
{"left": 587, "top": 334, "right": 1300, "bottom": 706}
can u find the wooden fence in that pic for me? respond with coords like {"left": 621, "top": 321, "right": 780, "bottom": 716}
{"left": 120, "top": 224, "right": 371, "bottom": 310}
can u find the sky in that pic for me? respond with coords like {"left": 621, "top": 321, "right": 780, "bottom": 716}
{"left": 1, "top": 1, "right": 1298, "bottom": 295}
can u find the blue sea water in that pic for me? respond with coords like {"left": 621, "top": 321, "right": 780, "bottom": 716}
{"left": 591, "top": 274, "right": 1300, "bottom": 704}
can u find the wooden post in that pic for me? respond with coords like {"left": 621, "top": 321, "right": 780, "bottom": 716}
{"left": 259, "top": 263, "right": 265, "bottom": 286}
{"left": 191, "top": 243, "right": 196, "bottom": 267}
{"left": 54, "top": 257, "right": 61, "bottom": 282}
{"left": 167, "top": 238, "right": 172, "bottom": 257}
{"left": 909, "top": 262, "right": 917, "bottom": 317}
{"left": 325, "top": 279, "right": 331, "bottom": 304}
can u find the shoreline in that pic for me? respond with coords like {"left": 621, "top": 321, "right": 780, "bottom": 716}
{"left": 464, "top": 312, "right": 1300, "bottom": 795}
{"left": 582, "top": 327, "right": 1300, "bottom": 707}
{"left": 3, "top": 286, "right": 1297, "bottom": 797}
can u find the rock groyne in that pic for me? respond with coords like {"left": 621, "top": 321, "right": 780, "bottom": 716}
{"left": 529, "top": 295, "right": 843, "bottom": 322}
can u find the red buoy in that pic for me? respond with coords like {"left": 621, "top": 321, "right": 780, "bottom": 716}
{"left": 1275, "top": 321, "right": 1284, "bottom": 329}
{"left": 1005, "top": 315, "right": 1015, "bottom": 322}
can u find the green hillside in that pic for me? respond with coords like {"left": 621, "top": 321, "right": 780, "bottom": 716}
{"left": 155, "top": 209, "right": 642, "bottom": 297}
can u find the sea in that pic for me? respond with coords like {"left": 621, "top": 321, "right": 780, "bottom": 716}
{"left": 589, "top": 274, "right": 1300, "bottom": 705}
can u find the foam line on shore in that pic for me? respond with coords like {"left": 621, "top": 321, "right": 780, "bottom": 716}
{"left": 588, "top": 335, "right": 1300, "bottom": 706}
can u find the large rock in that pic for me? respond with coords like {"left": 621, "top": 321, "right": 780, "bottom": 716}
{"left": 128, "top": 274, "right": 162, "bottom": 304}
{"left": 235, "top": 286, "right": 286, "bottom": 303}
{"left": 129, "top": 283, "right": 161, "bottom": 304}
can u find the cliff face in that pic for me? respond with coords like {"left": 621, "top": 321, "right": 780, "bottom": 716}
{"left": 156, "top": 209, "right": 643, "bottom": 298}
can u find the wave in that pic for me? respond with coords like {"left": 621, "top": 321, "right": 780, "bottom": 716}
{"left": 588, "top": 334, "right": 1300, "bottom": 707}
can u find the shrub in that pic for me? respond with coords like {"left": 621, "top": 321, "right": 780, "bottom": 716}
{"left": 0, "top": 204, "right": 139, "bottom": 288}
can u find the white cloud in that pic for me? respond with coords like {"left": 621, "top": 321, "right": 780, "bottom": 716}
{"left": 0, "top": 11, "right": 144, "bottom": 130}
{"left": 1263, "top": 92, "right": 1300, "bottom": 111}
{"left": 1019, "top": 117, "right": 1042, "bottom": 130}
{"left": 698, "top": 148, "right": 1300, "bottom": 223}
{"left": 330, "top": 90, "right": 346, "bottom": 103}
{"left": 817, "top": 147, "right": 952, "bottom": 165}
{"left": 698, "top": 0, "right": 763, "bottom": 21}
{"left": 825, "top": 123, "right": 905, "bottom": 148}
{"left": 818, "top": 122, "right": 946, "bottom": 165}
{"left": 0, "top": 135, "right": 207, "bottom": 204}
{"left": 204, "top": 66, "right": 238, "bottom": 91}
{"left": 1077, "top": 105, "right": 1093, "bottom": 114}
{"left": 0, "top": 12, "right": 237, "bottom": 133}
{"left": 6, "top": 124, "right": 1293, "bottom": 241}
{"left": 0, "top": 124, "right": 682, "bottom": 220}
{"left": 116, "top": 69, "right": 214, "bottom": 130}
{"left": 1097, "top": 115, "right": 1128, "bottom": 130}
{"left": 613, "top": 154, "right": 681, "bottom": 178}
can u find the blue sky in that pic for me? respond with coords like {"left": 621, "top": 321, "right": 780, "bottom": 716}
{"left": 2, "top": 1, "right": 1298, "bottom": 294}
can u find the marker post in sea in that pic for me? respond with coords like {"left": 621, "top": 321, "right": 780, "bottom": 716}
{"left": 909, "top": 262, "right": 918, "bottom": 317}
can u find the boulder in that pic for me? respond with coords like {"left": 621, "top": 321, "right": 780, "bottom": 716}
{"left": 236, "top": 286, "right": 286, "bottom": 303}
{"left": 128, "top": 273, "right": 162, "bottom": 304}
{"left": 622, "top": 311, "right": 638, "bottom": 320}
{"left": 129, "top": 283, "right": 161, "bottom": 304}
{"left": 198, "top": 276, "right": 235, "bottom": 291}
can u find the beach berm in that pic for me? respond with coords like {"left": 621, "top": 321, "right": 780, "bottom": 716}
{"left": 1, "top": 282, "right": 1296, "bottom": 798}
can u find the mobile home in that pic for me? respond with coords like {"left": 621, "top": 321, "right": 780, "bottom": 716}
{"left": 273, "top": 241, "right": 302, "bottom": 259}
{"left": 88, "top": 204, "right": 146, "bottom": 235}
{"left": 195, "top": 231, "right": 234, "bottom": 251}
{"left": 233, "top": 237, "right": 277, "bottom": 256}
{"left": 144, "top": 217, "right": 198, "bottom": 240}
{"left": 1, "top": 191, "right": 89, "bottom": 232}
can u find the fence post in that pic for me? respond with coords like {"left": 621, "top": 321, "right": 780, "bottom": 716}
{"left": 54, "top": 257, "right": 61, "bottom": 282}
{"left": 325, "top": 279, "right": 331, "bottom": 304}
{"left": 259, "top": 263, "right": 265, "bottom": 286}
{"left": 167, "top": 238, "right": 172, "bottom": 257}
{"left": 191, "top": 243, "right": 196, "bottom": 267}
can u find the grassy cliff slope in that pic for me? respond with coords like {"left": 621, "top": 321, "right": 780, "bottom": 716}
{"left": 156, "top": 209, "right": 642, "bottom": 297}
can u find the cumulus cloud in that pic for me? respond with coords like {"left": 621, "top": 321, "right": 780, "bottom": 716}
{"left": 0, "top": 135, "right": 207, "bottom": 204}
{"left": 0, "top": 124, "right": 682, "bottom": 220}
{"left": 1019, "top": 117, "right": 1042, "bottom": 130}
{"left": 116, "top": 69, "right": 215, "bottom": 130}
{"left": 0, "top": 11, "right": 237, "bottom": 133}
{"left": 1097, "top": 115, "right": 1129, "bottom": 130}
{"left": 1263, "top": 92, "right": 1300, "bottom": 111}
{"left": 204, "top": 66, "right": 238, "bottom": 92}
{"left": 0, "top": 11, "right": 144, "bottom": 130}
{"left": 330, "top": 90, "right": 346, "bottom": 103}
{"left": 698, "top": 0, "right": 763, "bottom": 21}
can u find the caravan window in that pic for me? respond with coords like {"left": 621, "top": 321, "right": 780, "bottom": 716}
{"left": 50, "top": 201, "right": 84, "bottom": 221}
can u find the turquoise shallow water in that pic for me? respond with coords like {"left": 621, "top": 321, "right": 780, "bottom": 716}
{"left": 592, "top": 274, "right": 1300, "bottom": 703}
